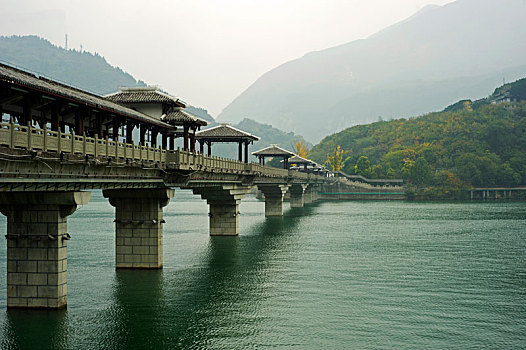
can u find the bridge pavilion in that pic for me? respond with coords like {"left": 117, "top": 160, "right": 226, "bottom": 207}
{"left": 195, "top": 123, "right": 260, "bottom": 162}
{"left": 252, "top": 144, "right": 295, "bottom": 168}
{"left": 105, "top": 86, "right": 207, "bottom": 151}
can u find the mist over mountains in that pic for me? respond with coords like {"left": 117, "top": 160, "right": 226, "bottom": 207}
{"left": 217, "top": 0, "right": 526, "bottom": 142}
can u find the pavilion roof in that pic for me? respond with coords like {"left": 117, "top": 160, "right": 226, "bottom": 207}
{"left": 288, "top": 155, "right": 316, "bottom": 165}
{"left": 252, "top": 144, "right": 295, "bottom": 157}
{"left": 0, "top": 63, "right": 174, "bottom": 130}
{"left": 161, "top": 109, "right": 208, "bottom": 126}
{"left": 105, "top": 87, "right": 186, "bottom": 107}
{"left": 195, "top": 124, "right": 259, "bottom": 141}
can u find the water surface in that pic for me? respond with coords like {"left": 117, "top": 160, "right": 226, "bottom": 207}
{"left": 0, "top": 191, "right": 524, "bottom": 349}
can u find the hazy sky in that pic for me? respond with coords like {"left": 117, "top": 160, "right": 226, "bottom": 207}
{"left": 0, "top": 0, "right": 455, "bottom": 116}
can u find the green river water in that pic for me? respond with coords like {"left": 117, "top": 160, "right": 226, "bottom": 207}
{"left": 0, "top": 190, "right": 524, "bottom": 349}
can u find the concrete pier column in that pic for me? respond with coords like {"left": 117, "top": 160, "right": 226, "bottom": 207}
{"left": 192, "top": 185, "right": 253, "bottom": 236}
{"left": 258, "top": 185, "right": 290, "bottom": 217}
{"left": 103, "top": 188, "right": 174, "bottom": 269}
{"left": 289, "top": 184, "right": 308, "bottom": 208}
{"left": 0, "top": 191, "right": 91, "bottom": 309}
{"left": 304, "top": 184, "right": 319, "bottom": 204}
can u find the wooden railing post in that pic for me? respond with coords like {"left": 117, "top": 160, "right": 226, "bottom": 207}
{"left": 94, "top": 134, "right": 98, "bottom": 158}
{"left": 83, "top": 133, "right": 87, "bottom": 156}
{"left": 27, "top": 122, "right": 32, "bottom": 150}
{"left": 43, "top": 127, "right": 47, "bottom": 152}
{"left": 58, "top": 128, "right": 62, "bottom": 153}
{"left": 9, "top": 119, "right": 14, "bottom": 148}
{"left": 105, "top": 136, "right": 109, "bottom": 158}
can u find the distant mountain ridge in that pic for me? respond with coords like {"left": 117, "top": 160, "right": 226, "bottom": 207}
{"left": 218, "top": 0, "right": 526, "bottom": 142}
{"left": 0, "top": 35, "right": 146, "bottom": 94}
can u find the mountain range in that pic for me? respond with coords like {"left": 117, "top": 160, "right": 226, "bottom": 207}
{"left": 217, "top": 0, "right": 526, "bottom": 142}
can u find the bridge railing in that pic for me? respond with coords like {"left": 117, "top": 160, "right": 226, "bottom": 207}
{"left": 0, "top": 121, "right": 330, "bottom": 181}
{"left": 0, "top": 121, "right": 167, "bottom": 163}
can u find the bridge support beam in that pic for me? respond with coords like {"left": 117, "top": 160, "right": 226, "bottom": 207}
{"left": 258, "top": 185, "right": 290, "bottom": 217}
{"left": 289, "top": 184, "right": 308, "bottom": 208}
{"left": 192, "top": 185, "right": 253, "bottom": 236}
{"left": 0, "top": 191, "right": 91, "bottom": 309}
{"left": 103, "top": 189, "right": 174, "bottom": 269}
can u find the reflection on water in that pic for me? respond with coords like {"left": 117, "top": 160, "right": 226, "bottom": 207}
{"left": 1, "top": 309, "right": 68, "bottom": 349}
{"left": 0, "top": 192, "right": 525, "bottom": 349}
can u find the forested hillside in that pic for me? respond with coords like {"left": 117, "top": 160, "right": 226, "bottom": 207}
{"left": 218, "top": 0, "right": 526, "bottom": 142}
{"left": 311, "top": 79, "right": 526, "bottom": 198}
{"left": 0, "top": 35, "right": 145, "bottom": 94}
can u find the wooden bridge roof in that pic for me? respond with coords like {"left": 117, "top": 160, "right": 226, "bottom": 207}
{"left": 0, "top": 63, "right": 174, "bottom": 129}
{"left": 161, "top": 109, "right": 208, "bottom": 127}
{"left": 196, "top": 124, "right": 259, "bottom": 142}
{"left": 252, "top": 144, "right": 295, "bottom": 157}
{"left": 105, "top": 87, "right": 186, "bottom": 107}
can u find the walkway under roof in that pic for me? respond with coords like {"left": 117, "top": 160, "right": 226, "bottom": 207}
{"left": 196, "top": 123, "right": 260, "bottom": 163}
{"left": 0, "top": 63, "right": 176, "bottom": 148}
{"left": 252, "top": 144, "right": 295, "bottom": 168}
{"left": 0, "top": 63, "right": 173, "bottom": 130}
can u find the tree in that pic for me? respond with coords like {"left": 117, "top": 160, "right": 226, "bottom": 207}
{"left": 293, "top": 140, "right": 311, "bottom": 158}
{"left": 325, "top": 145, "right": 349, "bottom": 171}
{"left": 354, "top": 156, "right": 372, "bottom": 177}
{"left": 410, "top": 157, "right": 432, "bottom": 185}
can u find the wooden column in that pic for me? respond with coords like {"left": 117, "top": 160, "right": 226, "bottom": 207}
{"left": 244, "top": 141, "right": 249, "bottom": 163}
{"left": 190, "top": 129, "right": 196, "bottom": 153}
{"left": 199, "top": 141, "right": 204, "bottom": 154}
{"left": 23, "top": 95, "right": 32, "bottom": 126}
{"left": 207, "top": 142, "right": 212, "bottom": 156}
{"left": 238, "top": 142, "right": 243, "bottom": 162}
{"left": 126, "top": 121, "right": 134, "bottom": 144}
{"left": 151, "top": 128, "right": 159, "bottom": 148}
{"left": 51, "top": 104, "right": 60, "bottom": 132}
{"left": 139, "top": 124, "right": 147, "bottom": 146}
{"left": 169, "top": 134, "right": 175, "bottom": 151}
{"left": 113, "top": 118, "right": 120, "bottom": 141}
{"left": 183, "top": 125, "right": 189, "bottom": 151}
{"left": 96, "top": 115, "right": 103, "bottom": 137}
{"left": 162, "top": 130, "right": 168, "bottom": 150}
{"left": 74, "top": 113, "right": 84, "bottom": 135}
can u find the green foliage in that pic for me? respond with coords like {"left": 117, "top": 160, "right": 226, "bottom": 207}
{"left": 354, "top": 156, "right": 372, "bottom": 177}
{"left": 0, "top": 35, "right": 145, "bottom": 95}
{"left": 310, "top": 84, "right": 526, "bottom": 197}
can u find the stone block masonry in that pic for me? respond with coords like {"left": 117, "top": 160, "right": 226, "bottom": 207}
{"left": 289, "top": 184, "right": 308, "bottom": 208}
{"left": 0, "top": 191, "right": 91, "bottom": 309}
{"left": 258, "top": 185, "right": 290, "bottom": 217}
{"left": 192, "top": 185, "right": 253, "bottom": 236}
{"left": 103, "top": 188, "right": 174, "bottom": 269}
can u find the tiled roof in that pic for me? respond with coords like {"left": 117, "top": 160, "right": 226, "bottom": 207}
{"left": 196, "top": 124, "right": 259, "bottom": 141}
{"left": 288, "top": 155, "right": 316, "bottom": 165}
{"left": 252, "top": 144, "right": 295, "bottom": 157}
{"left": 161, "top": 109, "right": 208, "bottom": 126}
{"left": 0, "top": 63, "right": 174, "bottom": 129}
{"left": 105, "top": 87, "right": 186, "bottom": 107}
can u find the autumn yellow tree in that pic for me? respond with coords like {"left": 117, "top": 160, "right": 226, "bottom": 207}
{"left": 325, "top": 145, "right": 349, "bottom": 171}
{"left": 293, "top": 140, "right": 311, "bottom": 158}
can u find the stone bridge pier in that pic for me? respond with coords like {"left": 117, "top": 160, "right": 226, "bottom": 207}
{"left": 103, "top": 189, "right": 174, "bottom": 269}
{"left": 303, "top": 184, "right": 320, "bottom": 204}
{"left": 289, "top": 184, "right": 308, "bottom": 208}
{"left": 258, "top": 184, "right": 290, "bottom": 217}
{"left": 0, "top": 191, "right": 91, "bottom": 309}
{"left": 192, "top": 185, "right": 253, "bottom": 236}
